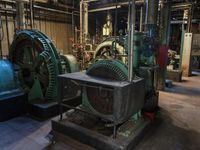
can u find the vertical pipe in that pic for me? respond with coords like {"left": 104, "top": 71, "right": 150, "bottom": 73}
{"left": 187, "top": 5, "right": 193, "bottom": 33}
{"left": 161, "top": 0, "right": 172, "bottom": 45}
{"left": 0, "top": 13, "right": 3, "bottom": 58}
{"left": 140, "top": 6, "right": 143, "bottom": 32}
{"left": 72, "top": 0, "right": 75, "bottom": 43}
{"left": 80, "top": 0, "right": 88, "bottom": 44}
{"left": 159, "top": 0, "right": 163, "bottom": 40}
{"left": 114, "top": 0, "right": 118, "bottom": 58}
{"left": 128, "top": 0, "right": 136, "bottom": 82}
{"left": 147, "top": 0, "right": 158, "bottom": 25}
{"left": 127, "top": 0, "right": 131, "bottom": 31}
{"left": 16, "top": 0, "right": 25, "bottom": 30}
{"left": 84, "top": 1, "right": 88, "bottom": 39}
{"left": 157, "top": 0, "right": 171, "bottom": 90}
{"left": 145, "top": 0, "right": 148, "bottom": 26}
{"left": 127, "top": 0, "right": 131, "bottom": 80}
{"left": 30, "top": 0, "right": 34, "bottom": 29}
{"left": 5, "top": 10, "right": 10, "bottom": 49}
{"left": 80, "top": 0, "right": 83, "bottom": 44}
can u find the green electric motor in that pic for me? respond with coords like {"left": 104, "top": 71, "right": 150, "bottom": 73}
{"left": 9, "top": 30, "right": 79, "bottom": 102}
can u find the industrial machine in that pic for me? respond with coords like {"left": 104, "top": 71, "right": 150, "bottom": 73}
{"left": 51, "top": 32, "right": 159, "bottom": 149}
{"left": 51, "top": 14, "right": 160, "bottom": 150}
{"left": 166, "top": 49, "right": 182, "bottom": 82}
{"left": 7, "top": 29, "right": 80, "bottom": 119}
{"left": 49, "top": 0, "right": 171, "bottom": 149}
{"left": 0, "top": 60, "right": 26, "bottom": 121}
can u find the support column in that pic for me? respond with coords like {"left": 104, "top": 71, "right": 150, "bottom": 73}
{"left": 181, "top": 33, "right": 193, "bottom": 77}
{"left": 157, "top": 0, "right": 172, "bottom": 90}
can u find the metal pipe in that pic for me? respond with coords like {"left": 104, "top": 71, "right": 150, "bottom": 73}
{"left": 72, "top": 0, "right": 75, "bottom": 43}
{"left": 0, "top": 13, "right": 2, "bottom": 58}
{"left": 33, "top": 5, "right": 77, "bottom": 15}
{"left": 145, "top": 0, "right": 148, "bottom": 25}
{"left": 128, "top": 0, "right": 136, "bottom": 82}
{"left": 80, "top": 0, "right": 88, "bottom": 45}
{"left": 89, "top": 0, "right": 144, "bottom": 12}
{"left": 16, "top": 0, "right": 25, "bottom": 29}
{"left": 146, "top": 0, "right": 158, "bottom": 25}
{"left": 139, "top": 6, "right": 143, "bottom": 32}
{"left": 89, "top": 6, "right": 121, "bottom": 13}
{"left": 114, "top": 0, "right": 118, "bottom": 58}
{"left": 160, "top": 0, "right": 172, "bottom": 46}
{"left": 187, "top": 5, "right": 193, "bottom": 33}
{"left": 5, "top": 9, "right": 10, "bottom": 49}
{"left": 30, "top": 0, "right": 34, "bottom": 29}
{"left": 172, "top": 3, "right": 192, "bottom": 11}
{"left": 80, "top": 0, "right": 83, "bottom": 44}
{"left": 84, "top": 1, "right": 88, "bottom": 38}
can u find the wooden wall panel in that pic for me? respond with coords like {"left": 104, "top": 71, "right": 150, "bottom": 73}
{"left": 1, "top": 18, "right": 72, "bottom": 56}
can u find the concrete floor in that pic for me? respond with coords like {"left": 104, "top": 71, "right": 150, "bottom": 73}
{"left": 0, "top": 72, "right": 200, "bottom": 150}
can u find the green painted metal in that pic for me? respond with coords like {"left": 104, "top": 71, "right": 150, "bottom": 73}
{"left": 87, "top": 59, "right": 128, "bottom": 81}
{"left": 28, "top": 76, "right": 44, "bottom": 100}
{"left": 117, "top": 111, "right": 142, "bottom": 138}
{"left": 133, "top": 32, "right": 143, "bottom": 69}
{"left": 9, "top": 30, "right": 62, "bottom": 102}
{"left": 124, "top": 32, "right": 155, "bottom": 68}
{"left": 60, "top": 54, "right": 80, "bottom": 73}
{"left": 9, "top": 30, "right": 80, "bottom": 102}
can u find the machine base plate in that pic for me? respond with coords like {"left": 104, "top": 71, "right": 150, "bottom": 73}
{"left": 0, "top": 93, "right": 27, "bottom": 122}
{"left": 51, "top": 110, "right": 151, "bottom": 150}
{"left": 28, "top": 96, "right": 81, "bottom": 120}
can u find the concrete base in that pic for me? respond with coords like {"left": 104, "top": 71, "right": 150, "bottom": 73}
{"left": 28, "top": 96, "right": 81, "bottom": 120}
{"left": 166, "top": 69, "right": 182, "bottom": 82}
{"left": 0, "top": 93, "right": 27, "bottom": 122}
{"left": 51, "top": 112, "right": 151, "bottom": 150}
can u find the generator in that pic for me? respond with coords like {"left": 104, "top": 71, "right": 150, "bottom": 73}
{"left": 7, "top": 30, "right": 81, "bottom": 119}
{"left": 51, "top": 31, "right": 159, "bottom": 150}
